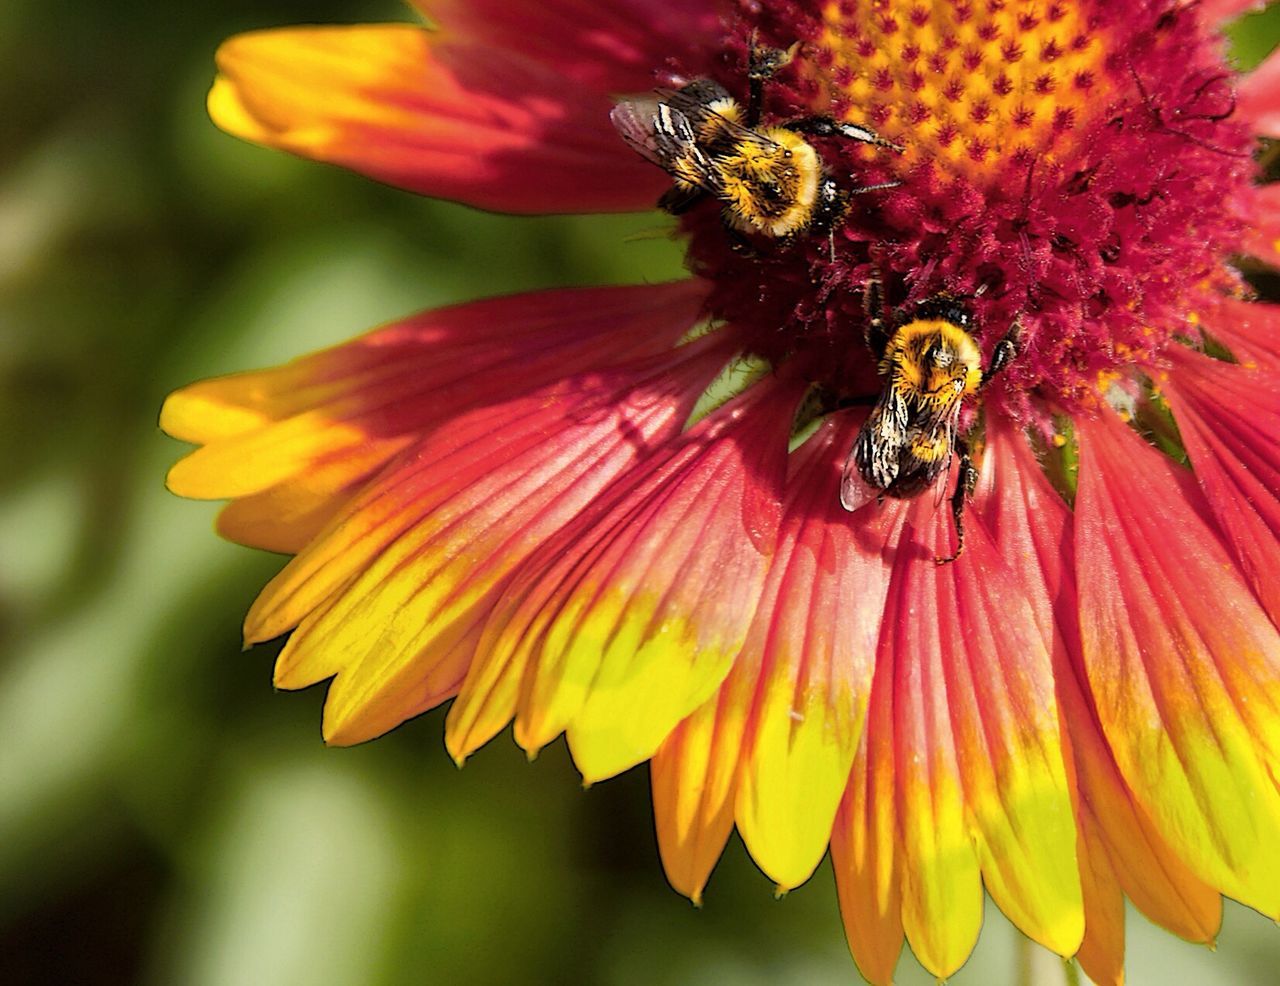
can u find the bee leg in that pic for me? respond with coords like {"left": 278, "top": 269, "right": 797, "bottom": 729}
{"left": 658, "top": 184, "right": 706, "bottom": 216}
{"left": 745, "top": 34, "right": 799, "bottom": 126}
{"left": 935, "top": 443, "right": 978, "bottom": 565}
{"left": 720, "top": 217, "right": 758, "bottom": 257}
{"left": 781, "top": 116, "right": 905, "bottom": 153}
{"left": 864, "top": 269, "right": 891, "bottom": 361}
{"left": 980, "top": 315, "right": 1023, "bottom": 389}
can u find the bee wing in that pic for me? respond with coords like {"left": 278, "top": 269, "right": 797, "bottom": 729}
{"left": 610, "top": 98, "right": 675, "bottom": 165}
{"left": 611, "top": 98, "right": 724, "bottom": 194}
{"left": 659, "top": 88, "right": 787, "bottom": 157}
{"left": 839, "top": 452, "right": 880, "bottom": 512}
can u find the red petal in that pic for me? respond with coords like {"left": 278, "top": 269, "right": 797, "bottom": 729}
{"left": 1164, "top": 348, "right": 1280, "bottom": 625}
{"left": 880, "top": 500, "right": 982, "bottom": 978}
{"left": 1238, "top": 183, "right": 1280, "bottom": 268}
{"left": 1197, "top": 0, "right": 1265, "bottom": 26}
{"left": 890, "top": 490, "right": 1082, "bottom": 972}
{"left": 1238, "top": 45, "right": 1280, "bottom": 139}
{"left": 1202, "top": 297, "right": 1280, "bottom": 371}
{"left": 454, "top": 377, "right": 802, "bottom": 783}
{"left": 980, "top": 422, "right": 1220, "bottom": 953}
{"left": 163, "top": 281, "right": 708, "bottom": 550}
{"left": 208, "top": 25, "right": 668, "bottom": 213}
{"left": 415, "top": 0, "right": 720, "bottom": 91}
{"left": 254, "top": 337, "right": 730, "bottom": 746}
{"left": 1075, "top": 410, "right": 1280, "bottom": 917}
{"left": 734, "top": 415, "right": 902, "bottom": 890}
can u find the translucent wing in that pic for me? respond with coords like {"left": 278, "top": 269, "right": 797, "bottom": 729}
{"left": 610, "top": 98, "right": 723, "bottom": 195}
{"left": 659, "top": 84, "right": 787, "bottom": 158}
{"left": 839, "top": 454, "right": 880, "bottom": 513}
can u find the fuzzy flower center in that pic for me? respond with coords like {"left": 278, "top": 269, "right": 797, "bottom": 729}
{"left": 680, "top": 0, "right": 1253, "bottom": 425}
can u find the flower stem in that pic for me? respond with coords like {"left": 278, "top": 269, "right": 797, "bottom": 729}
{"left": 1017, "top": 934, "right": 1034, "bottom": 986}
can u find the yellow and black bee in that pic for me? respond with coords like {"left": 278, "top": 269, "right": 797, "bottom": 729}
{"left": 610, "top": 43, "right": 901, "bottom": 243}
{"left": 841, "top": 276, "right": 1020, "bottom": 563}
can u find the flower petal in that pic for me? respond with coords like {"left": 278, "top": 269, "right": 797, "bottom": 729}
{"left": 734, "top": 415, "right": 901, "bottom": 891}
{"left": 892, "top": 491, "right": 1082, "bottom": 969}
{"left": 1164, "top": 348, "right": 1280, "bottom": 625}
{"left": 1203, "top": 297, "right": 1280, "bottom": 371}
{"left": 882, "top": 504, "right": 983, "bottom": 978}
{"left": 1198, "top": 0, "right": 1265, "bottom": 26}
{"left": 208, "top": 25, "right": 667, "bottom": 213}
{"left": 1073, "top": 816, "right": 1126, "bottom": 986}
{"left": 414, "top": 0, "right": 720, "bottom": 91}
{"left": 830, "top": 650, "right": 904, "bottom": 986}
{"left": 1239, "top": 183, "right": 1280, "bottom": 267}
{"left": 164, "top": 281, "right": 708, "bottom": 551}
{"left": 255, "top": 336, "right": 731, "bottom": 746}
{"left": 1075, "top": 410, "right": 1280, "bottom": 918}
{"left": 650, "top": 691, "right": 742, "bottom": 904}
{"left": 213, "top": 455, "right": 381, "bottom": 555}
{"left": 979, "top": 422, "right": 1221, "bottom": 953}
{"left": 1237, "top": 44, "right": 1280, "bottom": 138}
{"left": 457, "top": 377, "right": 802, "bottom": 784}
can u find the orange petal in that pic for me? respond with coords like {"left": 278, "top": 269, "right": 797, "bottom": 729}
{"left": 830, "top": 641, "right": 905, "bottom": 986}
{"left": 209, "top": 25, "right": 666, "bottom": 212}
{"left": 1074, "top": 810, "right": 1127, "bottom": 986}
{"left": 1075, "top": 410, "right": 1280, "bottom": 918}
{"left": 650, "top": 690, "right": 744, "bottom": 904}
{"left": 258, "top": 338, "right": 730, "bottom": 746}
{"left": 734, "top": 415, "right": 902, "bottom": 890}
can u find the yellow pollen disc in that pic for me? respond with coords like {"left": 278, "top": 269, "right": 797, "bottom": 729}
{"left": 808, "top": 0, "right": 1115, "bottom": 176}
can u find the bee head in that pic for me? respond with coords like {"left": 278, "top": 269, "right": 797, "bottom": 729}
{"left": 909, "top": 295, "right": 974, "bottom": 331}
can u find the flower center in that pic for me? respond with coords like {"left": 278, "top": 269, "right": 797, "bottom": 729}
{"left": 807, "top": 0, "right": 1110, "bottom": 176}
{"left": 676, "top": 0, "right": 1253, "bottom": 426}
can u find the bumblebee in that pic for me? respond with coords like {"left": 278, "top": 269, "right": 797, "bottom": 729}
{"left": 840, "top": 277, "right": 1020, "bottom": 564}
{"left": 610, "top": 42, "right": 901, "bottom": 242}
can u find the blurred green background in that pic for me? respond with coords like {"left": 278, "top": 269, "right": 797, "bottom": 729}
{"left": 4, "top": 2, "right": 1280, "bottom": 984}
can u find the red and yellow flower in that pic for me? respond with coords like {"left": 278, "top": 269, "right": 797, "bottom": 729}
{"left": 164, "top": 1, "right": 1280, "bottom": 982}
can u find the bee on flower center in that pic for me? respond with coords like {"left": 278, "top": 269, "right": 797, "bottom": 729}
{"left": 841, "top": 278, "right": 1020, "bottom": 564}
{"left": 610, "top": 41, "right": 901, "bottom": 246}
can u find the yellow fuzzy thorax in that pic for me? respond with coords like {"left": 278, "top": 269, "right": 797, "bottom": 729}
{"left": 884, "top": 318, "right": 984, "bottom": 408}
{"left": 721, "top": 129, "right": 822, "bottom": 236}
{"left": 804, "top": 0, "right": 1114, "bottom": 176}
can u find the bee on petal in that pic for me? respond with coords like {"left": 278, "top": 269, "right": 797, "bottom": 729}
{"left": 610, "top": 41, "right": 901, "bottom": 247}
{"left": 841, "top": 275, "right": 1020, "bottom": 564}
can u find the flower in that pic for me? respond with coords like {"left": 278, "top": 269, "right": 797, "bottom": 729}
{"left": 163, "top": 0, "right": 1280, "bottom": 982}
